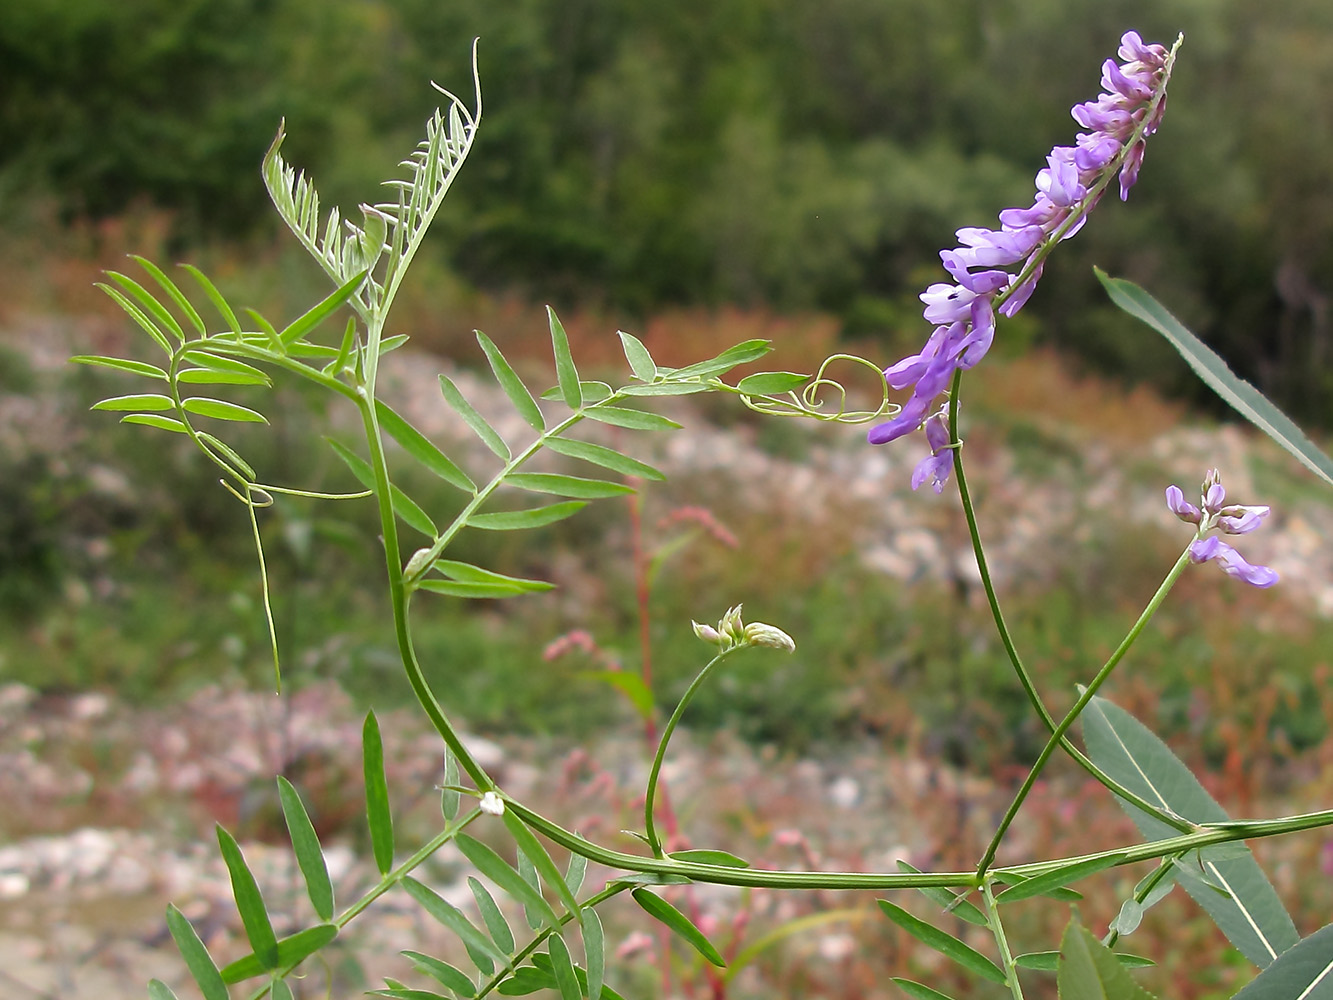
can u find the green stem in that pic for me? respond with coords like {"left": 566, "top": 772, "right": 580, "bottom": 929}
{"left": 644, "top": 647, "right": 741, "bottom": 856}
{"left": 982, "top": 878, "right": 1025, "bottom": 1000}
{"left": 947, "top": 373, "right": 1191, "bottom": 834}
{"left": 975, "top": 546, "right": 1195, "bottom": 877}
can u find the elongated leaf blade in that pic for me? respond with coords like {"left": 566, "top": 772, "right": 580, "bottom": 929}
{"left": 181, "top": 264, "right": 242, "bottom": 336}
{"left": 497, "top": 968, "right": 555, "bottom": 996}
{"left": 132, "top": 255, "right": 207, "bottom": 336}
{"left": 1097, "top": 270, "right": 1333, "bottom": 489}
{"left": 93, "top": 393, "right": 175, "bottom": 412}
{"left": 1057, "top": 921, "right": 1155, "bottom": 1000}
{"left": 668, "top": 849, "right": 751, "bottom": 868}
{"left": 1082, "top": 695, "right": 1298, "bottom": 966}
{"left": 177, "top": 368, "right": 271, "bottom": 386}
{"left": 107, "top": 270, "right": 185, "bottom": 343}
{"left": 181, "top": 397, "right": 269, "bottom": 424}
{"left": 618, "top": 382, "right": 709, "bottom": 396}
{"left": 403, "top": 951, "right": 478, "bottom": 997}
{"left": 564, "top": 852, "right": 587, "bottom": 896}
{"left": 121, "top": 414, "right": 189, "bottom": 433}
{"left": 667, "top": 339, "right": 771, "bottom": 379}
{"left": 71, "top": 355, "right": 167, "bottom": 380}
{"left": 165, "top": 904, "right": 229, "bottom": 1000}
{"left": 280, "top": 270, "right": 367, "bottom": 345}
{"left": 197, "top": 432, "right": 256, "bottom": 480}
{"left": 325, "top": 437, "right": 439, "bottom": 537}
{"left": 544, "top": 437, "right": 664, "bottom": 480}
{"left": 376, "top": 400, "right": 475, "bottom": 492}
{"left": 583, "top": 908, "right": 605, "bottom": 1000}
{"left": 457, "top": 835, "right": 561, "bottom": 930}
{"left": 98, "top": 282, "right": 172, "bottom": 353}
{"left": 220, "top": 924, "right": 339, "bottom": 982}
{"left": 517, "top": 848, "right": 543, "bottom": 931}
{"left": 277, "top": 776, "right": 334, "bottom": 921}
{"left": 1233, "top": 923, "right": 1333, "bottom": 999}
{"left": 180, "top": 350, "right": 269, "bottom": 378}
{"left": 216, "top": 825, "right": 279, "bottom": 968}
{"left": 583, "top": 406, "right": 681, "bottom": 431}
{"left": 148, "top": 980, "right": 181, "bottom": 1000}
{"left": 891, "top": 979, "right": 959, "bottom": 1000}
{"left": 876, "top": 900, "right": 1005, "bottom": 984}
{"left": 417, "top": 580, "right": 543, "bottom": 599}
{"left": 501, "top": 813, "right": 582, "bottom": 922}
{"left": 995, "top": 854, "right": 1127, "bottom": 904}
{"left": 468, "top": 502, "right": 586, "bottom": 531}
{"left": 618, "top": 331, "right": 657, "bottom": 382}
{"left": 431, "top": 560, "right": 552, "bottom": 593}
{"left": 441, "top": 749, "right": 461, "bottom": 822}
{"left": 547, "top": 307, "right": 582, "bottom": 409}
{"left": 632, "top": 888, "right": 725, "bottom": 967}
{"left": 271, "top": 980, "right": 295, "bottom": 1000}
{"left": 505, "top": 473, "right": 634, "bottom": 499}
{"left": 363, "top": 711, "right": 395, "bottom": 875}
{"left": 439, "top": 375, "right": 509, "bottom": 460}
{"left": 895, "top": 861, "right": 987, "bottom": 926}
{"left": 477, "top": 331, "right": 544, "bottom": 431}
{"left": 736, "top": 371, "right": 809, "bottom": 395}
{"left": 401, "top": 876, "right": 509, "bottom": 972}
{"left": 468, "top": 876, "right": 516, "bottom": 954}
{"left": 547, "top": 935, "right": 582, "bottom": 1000}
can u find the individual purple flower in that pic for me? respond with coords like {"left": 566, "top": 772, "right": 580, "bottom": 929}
{"left": 869, "top": 30, "right": 1179, "bottom": 487}
{"left": 1166, "top": 470, "right": 1277, "bottom": 588}
{"left": 909, "top": 406, "right": 955, "bottom": 494}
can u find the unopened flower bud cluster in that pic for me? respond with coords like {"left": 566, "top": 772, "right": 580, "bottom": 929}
{"left": 692, "top": 604, "right": 795, "bottom": 653}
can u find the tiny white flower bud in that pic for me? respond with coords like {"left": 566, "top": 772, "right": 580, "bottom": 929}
{"left": 743, "top": 622, "right": 796, "bottom": 652}
{"left": 720, "top": 604, "right": 746, "bottom": 641}
{"left": 479, "top": 791, "right": 505, "bottom": 816}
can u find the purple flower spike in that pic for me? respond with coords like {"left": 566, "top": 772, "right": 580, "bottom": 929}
{"left": 869, "top": 31, "right": 1177, "bottom": 487}
{"left": 1168, "top": 470, "right": 1278, "bottom": 588}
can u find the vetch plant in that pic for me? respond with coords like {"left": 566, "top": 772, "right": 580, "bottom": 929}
{"left": 75, "top": 31, "right": 1333, "bottom": 1000}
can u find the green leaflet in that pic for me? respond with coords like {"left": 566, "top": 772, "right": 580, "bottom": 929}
{"left": 1015, "top": 951, "right": 1155, "bottom": 971}
{"left": 501, "top": 811, "right": 583, "bottom": 922}
{"left": 439, "top": 374, "right": 510, "bottom": 460}
{"left": 468, "top": 876, "right": 516, "bottom": 954}
{"left": 876, "top": 900, "right": 1005, "bottom": 984}
{"left": 583, "top": 406, "right": 681, "bottom": 431}
{"left": 505, "top": 473, "right": 635, "bottom": 499}
{"left": 1098, "top": 270, "right": 1333, "bottom": 490}
{"left": 618, "top": 331, "right": 657, "bottom": 382}
{"left": 131, "top": 256, "right": 207, "bottom": 336}
{"left": 618, "top": 382, "right": 709, "bottom": 396}
{"left": 666, "top": 338, "right": 771, "bottom": 379}
{"left": 70, "top": 355, "right": 168, "bottom": 380}
{"left": 403, "top": 951, "right": 478, "bottom": 997}
{"left": 401, "top": 876, "right": 509, "bottom": 973}
{"left": 1082, "top": 695, "right": 1298, "bottom": 967}
{"left": 632, "top": 887, "right": 726, "bottom": 967}
{"left": 583, "top": 907, "right": 606, "bottom": 1000}
{"left": 563, "top": 851, "right": 587, "bottom": 895}
{"left": 668, "top": 849, "right": 751, "bottom": 868}
{"left": 106, "top": 269, "right": 186, "bottom": 343}
{"left": 994, "top": 854, "right": 1128, "bottom": 903}
{"left": 165, "top": 904, "right": 229, "bottom": 1000}
{"left": 548, "top": 307, "right": 582, "bottom": 409}
{"left": 93, "top": 393, "right": 175, "bottom": 411}
{"left": 176, "top": 368, "right": 271, "bottom": 386}
{"left": 277, "top": 776, "right": 334, "bottom": 921}
{"left": 375, "top": 399, "right": 476, "bottom": 493}
{"left": 547, "top": 934, "right": 582, "bottom": 1000}
{"left": 181, "top": 397, "right": 269, "bottom": 423}
{"left": 121, "top": 414, "right": 190, "bottom": 433}
{"left": 420, "top": 560, "right": 554, "bottom": 599}
{"left": 468, "top": 502, "right": 587, "bottom": 531}
{"left": 325, "top": 437, "right": 439, "bottom": 537}
{"left": 181, "top": 264, "right": 243, "bottom": 336}
{"left": 147, "top": 980, "right": 181, "bottom": 1000}
{"left": 362, "top": 711, "right": 395, "bottom": 875}
{"left": 891, "top": 979, "right": 959, "bottom": 1000}
{"left": 97, "top": 281, "right": 173, "bottom": 353}
{"left": 477, "top": 331, "right": 545, "bottom": 431}
{"left": 895, "top": 861, "right": 988, "bottom": 927}
{"left": 456, "top": 833, "right": 560, "bottom": 930}
{"left": 1057, "top": 921, "right": 1157, "bottom": 1000}
{"left": 280, "top": 270, "right": 366, "bottom": 345}
{"left": 735, "top": 371, "right": 809, "bottom": 395}
{"left": 219, "top": 924, "right": 338, "bottom": 982}
{"left": 544, "top": 436, "right": 664, "bottom": 480}
{"left": 216, "top": 825, "right": 279, "bottom": 969}
{"left": 197, "top": 432, "right": 256, "bottom": 480}
{"left": 1232, "top": 922, "right": 1333, "bottom": 1000}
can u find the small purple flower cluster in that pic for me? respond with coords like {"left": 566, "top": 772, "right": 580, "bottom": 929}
{"left": 1167, "top": 470, "right": 1278, "bottom": 588}
{"left": 870, "top": 31, "right": 1175, "bottom": 490}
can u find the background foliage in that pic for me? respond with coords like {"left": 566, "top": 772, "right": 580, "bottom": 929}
{"left": 3, "top": 0, "right": 1333, "bottom": 421}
